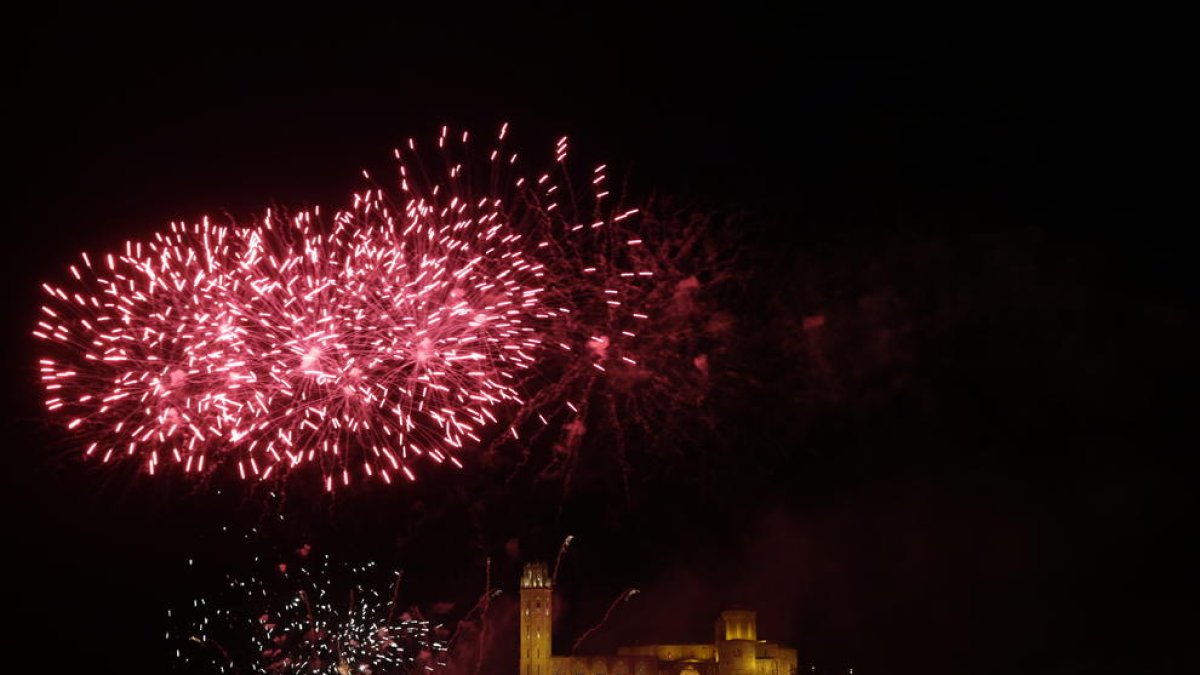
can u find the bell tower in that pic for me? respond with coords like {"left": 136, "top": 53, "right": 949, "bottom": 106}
{"left": 520, "top": 562, "right": 553, "bottom": 675}
{"left": 715, "top": 609, "right": 758, "bottom": 675}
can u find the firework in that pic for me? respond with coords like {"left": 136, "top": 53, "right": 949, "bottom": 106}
{"left": 504, "top": 201, "right": 747, "bottom": 492}
{"left": 172, "top": 551, "right": 446, "bottom": 674}
{"left": 34, "top": 124, "right": 647, "bottom": 491}
{"left": 571, "top": 587, "right": 640, "bottom": 654}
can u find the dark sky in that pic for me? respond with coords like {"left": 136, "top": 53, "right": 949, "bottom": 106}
{"left": 3, "top": 5, "right": 1193, "bottom": 675}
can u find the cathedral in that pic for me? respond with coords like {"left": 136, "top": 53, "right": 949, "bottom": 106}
{"left": 520, "top": 562, "right": 799, "bottom": 675}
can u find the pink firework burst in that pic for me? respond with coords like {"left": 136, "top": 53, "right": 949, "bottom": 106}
{"left": 34, "top": 124, "right": 645, "bottom": 492}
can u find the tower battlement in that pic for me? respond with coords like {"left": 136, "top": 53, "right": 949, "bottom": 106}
{"left": 521, "top": 561, "right": 552, "bottom": 589}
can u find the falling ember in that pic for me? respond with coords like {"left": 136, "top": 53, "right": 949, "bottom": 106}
{"left": 33, "top": 124, "right": 650, "bottom": 492}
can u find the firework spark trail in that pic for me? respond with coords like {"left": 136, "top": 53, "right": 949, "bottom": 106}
{"left": 570, "top": 587, "right": 640, "bottom": 654}
{"left": 551, "top": 534, "right": 574, "bottom": 585}
{"left": 474, "top": 558, "right": 492, "bottom": 675}
{"left": 385, "top": 571, "right": 407, "bottom": 623}
{"left": 35, "top": 124, "right": 651, "bottom": 492}
{"left": 441, "top": 557, "right": 503, "bottom": 675}
{"left": 173, "top": 555, "right": 447, "bottom": 674}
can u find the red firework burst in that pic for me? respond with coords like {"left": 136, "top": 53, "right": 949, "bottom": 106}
{"left": 34, "top": 124, "right": 646, "bottom": 492}
{"left": 506, "top": 200, "right": 746, "bottom": 492}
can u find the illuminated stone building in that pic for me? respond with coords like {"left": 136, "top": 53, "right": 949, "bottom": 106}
{"left": 520, "top": 562, "right": 799, "bottom": 675}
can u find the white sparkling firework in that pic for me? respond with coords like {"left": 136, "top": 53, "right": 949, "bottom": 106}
{"left": 174, "top": 555, "right": 446, "bottom": 674}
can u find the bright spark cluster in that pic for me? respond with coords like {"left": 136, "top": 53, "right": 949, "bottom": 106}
{"left": 34, "top": 124, "right": 648, "bottom": 491}
{"left": 174, "top": 557, "right": 446, "bottom": 674}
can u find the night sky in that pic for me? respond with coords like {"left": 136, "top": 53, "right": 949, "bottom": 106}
{"left": 3, "top": 5, "right": 1193, "bottom": 674}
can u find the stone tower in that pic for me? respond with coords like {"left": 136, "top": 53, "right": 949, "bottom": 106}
{"left": 715, "top": 609, "right": 758, "bottom": 675}
{"left": 520, "top": 562, "right": 553, "bottom": 675}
